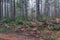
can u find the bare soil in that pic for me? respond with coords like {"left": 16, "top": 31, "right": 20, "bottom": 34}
{"left": 0, "top": 33, "right": 44, "bottom": 40}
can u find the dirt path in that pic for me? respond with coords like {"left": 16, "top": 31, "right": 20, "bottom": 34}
{"left": 0, "top": 33, "right": 41, "bottom": 40}
{"left": 0, "top": 34, "right": 26, "bottom": 40}
{"left": 0, "top": 33, "right": 44, "bottom": 40}
{"left": 0, "top": 34, "right": 16, "bottom": 40}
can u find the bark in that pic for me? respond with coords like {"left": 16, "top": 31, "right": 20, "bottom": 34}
{"left": 54, "top": 0, "right": 57, "bottom": 17}
{"left": 1, "top": 0, "right": 3, "bottom": 18}
{"left": 10, "top": 0, "right": 15, "bottom": 20}
{"left": 13, "top": 0, "right": 15, "bottom": 20}
{"left": 44, "top": 0, "right": 50, "bottom": 17}
{"left": 6, "top": 0, "right": 9, "bottom": 16}
{"left": 23, "top": 0, "right": 28, "bottom": 20}
{"left": 21, "top": 0, "right": 24, "bottom": 17}
{"left": 0, "top": 0, "right": 2, "bottom": 19}
{"left": 36, "top": 0, "right": 40, "bottom": 21}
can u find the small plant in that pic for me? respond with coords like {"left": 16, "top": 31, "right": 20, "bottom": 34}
{"left": 0, "top": 17, "right": 12, "bottom": 23}
{"left": 15, "top": 16, "right": 25, "bottom": 25}
{"left": 50, "top": 24, "right": 60, "bottom": 31}
{"left": 35, "top": 26, "right": 41, "bottom": 30}
{"left": 39, "top": 15, "right": 47, "bottom": 22}
{"left": 0, "top": 28, "right": 12, "bottom": 33}
{"left": 49, "top": 17, "right": 55, "bottom": 20}
{"left": 26, "top": 22, "right": 32, "bottom": 28}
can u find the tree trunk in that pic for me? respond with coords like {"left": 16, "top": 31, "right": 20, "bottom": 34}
{"left": 0, "top": 0, "right": 2, "bottom": 19}
{"left": 54, "top": 0, "right": 57, "bottom": 17}
{"left": 13, "top": 0, "right": 15, "bottom": 20}
{"left": 36, "top": 0, "right": 40, "bottom": 21}
{"left": 23, "top": 0, "right": 28, "bottom": 20}
{"left": 10, "top": 0, "right": 15, "bottom": 20}
{"left": 44, "top": 0, "right": 50, "bottom": 17}
{"left": 1, "top": 0, "right": 3, "bottom": 18}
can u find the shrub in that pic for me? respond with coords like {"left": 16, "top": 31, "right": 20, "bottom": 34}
{"left": 39, "top": 15, "right": 47, "bottom": 22}
{"left": 0, "top": 17, "right": 12, "bottom": 23}
{"left": 35, "top": 26, "right": 41, "bottom": 30}
{"left": 48, "top": 17, "right": 55, "bottom": 20}
{"left": 26, "top": 22, "right": 32, "bottom": 28}
{"left": 0, "top": 28, "right": 12, "bottom": 33}
{"left": 50, "top": 24, "right": 60, "bottom": 31}
{"left": 15, "top": 16, "right": 25, "bottom": 25}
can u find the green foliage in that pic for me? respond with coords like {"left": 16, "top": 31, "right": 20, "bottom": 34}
{"left": 26, "top": 22, "right": 32, "bottom": 28}
{"left": 15, "top": 16, "right": 25, "bottom": 25}
{"left": 50, "top": 24, "right": 60, "bottom": 31}
{"left": 48, "top": 17, "right": 55, "bottom": 20}
{"left": 0, "top": 28, "right": 12, "bottom": 33}
{"left": 39, "top": 15, "right": 47, "bottom": 22}
{"left": 27, "top": 17, "right": 32, "bottom": 21}
{"left": 0, "top": 17, "right": 12, "bottom": 23}
{"left": 16, "top": 0, "right": 23, "bottom": 8}
{"left": 35, "top": 26, "right": 41, "bottom": 30}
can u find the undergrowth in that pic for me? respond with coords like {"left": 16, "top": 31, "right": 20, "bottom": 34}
{"left": 0, "top": 16, "right": 60, "bottom": 33}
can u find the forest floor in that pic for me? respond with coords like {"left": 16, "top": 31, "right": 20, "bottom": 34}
{"left": 0, "top": 33, "right": 45, "bottom": 40}
{"left": 0, "top": 31, "right": 60, "bottom": 40}
{"left": 1, "top": 17, "right": 60, "bottom": 40}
